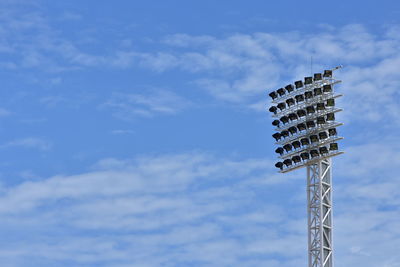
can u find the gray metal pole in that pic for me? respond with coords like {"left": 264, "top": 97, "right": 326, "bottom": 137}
{"left": 307, "top": 158, "right": 333, "bottom": 267}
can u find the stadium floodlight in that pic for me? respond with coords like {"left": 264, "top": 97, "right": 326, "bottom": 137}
{"left": 295, "top": 80, "right": 303, "bottom": 88}
{"left": 267, "top": 66, "right": 344, "bottom": 267}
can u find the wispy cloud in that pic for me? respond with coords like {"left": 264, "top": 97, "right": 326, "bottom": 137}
{"left": 2, "top": 137, "right": 52, "bottom": 151}
{"left": 103, "top": 89, "right": 191, "bottom": 119}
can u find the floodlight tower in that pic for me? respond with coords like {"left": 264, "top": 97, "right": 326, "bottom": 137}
{"left": 268, "top": 67, "right": 343, "bottom": 267}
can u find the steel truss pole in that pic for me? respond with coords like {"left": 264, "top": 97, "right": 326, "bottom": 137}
{"left": 307, "top": 158, "right": 333, "bottom": 267}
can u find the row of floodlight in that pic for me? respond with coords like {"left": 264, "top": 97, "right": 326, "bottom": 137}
{"left": 269, "top": 88, "right": 334, "bottom": 115}
{"left": 272, "top": 121, "right": 337, "bottom": 141}
{"left": 268, "top": 71, "right": 333, "bottom": 101}
{"left": 275, "top": 129, "right": 338, "bottom": 155}
{"left": 272, "top": 112, "right": 336, "bottom": 129}
{"left": 275, "top": 143, "right": 339, "bottom": 170}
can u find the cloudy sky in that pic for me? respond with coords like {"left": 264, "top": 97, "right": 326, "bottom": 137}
{"left": 0, "top": 0, "right": 399, "bottom": 266}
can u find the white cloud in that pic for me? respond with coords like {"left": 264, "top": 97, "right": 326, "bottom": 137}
{"left": 2, "top": 137, "right": 52, "bottom": 151}
{"left": 103, "top": 89, "right": 191, "bottom": 119}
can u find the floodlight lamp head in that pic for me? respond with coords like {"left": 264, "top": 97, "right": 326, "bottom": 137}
{"left": 275, "top": 147, "right": 284, "bottom": 155}
{"left": 328, "top": 128, "right": 337, "bottom": 136}
{"left": 297, "top": 123, "right": 306, "bottom": 131}
{"left": 288, "top": 126, "right": 297, "bottom": 135}
{"left": 305, "top": 91, "right": 313, "bottom": 99}
{"left": 310, "top": 149, "right": 319, "bottom": 158}
{"left": 272, "top": 120, "right": 280, "bottom": 127}
{"left": 295, "top": 94, "right": 305, "bottom": 103}
{"left": 326, "top": 113, "right": 335, "bottom": 121}
{"left": 277, "top": 88, "right": 285, "bottom": 96}
{"left": 330, "top": 143, "right": 339, "bottom": 151}
{"left": 319, "top": 146, "right": 329, "bottom": 155}
{"left": 300, "top": 138, "right": 310, "bottom": 146}
{"left": 319, "top": 131, "right": 328, "bottom": 140}
{"left": 323, "top": 70, "right": 333, "bottom": 78}
{"left": 269, "top": 91, "right": 278, "bottom": 100}
{"left": 283, "top": 159, "right": 293, "bottom": 167}
{"left": 283, "top": 143, "right": 293, "bottom": 152}
{"left": 295, "top": 80, "right": 303, "bottom": 89}
{"left": 281, "top": 130, "right": 289, "bottom": 138}
{"left": 292, "top": 140, "right": 301, "bottom": 149}
{"left": 280, "top": 116, "right": 289, "bottom": 124}
{"left": 292, "top": 155, "right": 301, "bottom": 163}
{"left": 304, "top": 77, "right": 313, "bottom": 85}
{"left": 326, "top": 98, "right": 335, "bottom": 107}
{"left": 323, "top": 84, "right": 332, "bottom": 93}
{"left": 272, "top": 133, "right": 281, "bottom": 141}
{"left": 288, "top": 113, "right": 298, "bottom": 121}
{"left": 286, "top": 98, "right": 295, "bottom": 107}
{"left": 285, "top": 84, "right": 294, "bottom": 93}
{"left": 297, "top": 109, "right": 306, "bottom": 117}
{"left": 269, "top": 106, "right": 278, "bottom": 114}
{"left": 277, "top": 102, "right": 286, "bottom": 111}
{"left": 314, "top": 73, "right": 322, "bottom": 81}
{"left": 275, "top": 162, "right": 284, "bottom": 170}
{"left": 317, "top": 116, "right": 326, "bottom": 124}
{"left": 300, "top": 152, "right": 310, "bottom": 160}
{"left": 314, "top": 87, "right": 322, "bottom": 96}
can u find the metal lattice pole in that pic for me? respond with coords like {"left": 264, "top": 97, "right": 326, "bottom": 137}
{"left": 307, "top": 158, "right": 333, "bottom": 267}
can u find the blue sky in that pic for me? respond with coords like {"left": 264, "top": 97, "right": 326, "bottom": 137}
{"left": 0, "top": 0, "right": 400, "bottom": 266}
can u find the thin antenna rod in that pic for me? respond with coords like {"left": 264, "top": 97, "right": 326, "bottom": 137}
{"left": 310, "top": 56, "right": 313, "bottom": 76}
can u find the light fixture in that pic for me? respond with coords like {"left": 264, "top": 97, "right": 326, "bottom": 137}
{"left": 317, "top": 116, "right": 326, "bottom": 124}
{"left": 277, "top": 88, "right": 285, "bottom": 96}
{"left": 295, "top": 80, "right": 303, "bottom": 88}
{"left": 281, "top": 130, "right": 289, "bottom": 138}
{"left": 300, "top": 138, "right": 310, "bottom": 146}
{"left": 268, "top": 67, "right": 344, "bottom": 267}
{"left": 288, "top": 113, "right": 298, "bottom": 121}
{"left": 288, "top": 126, "right": 297, "bottom": 135}
{"left": 310, "top": 149, "right": 319, "bottom": 158}
{"left": 269, "top": 91, "right": 278, "bottom": 100}
{"left": 306, "top": 120, "right": 316, "bottom": 128}
{"left": 269, "top": 106, "right": 278, "bottom": 114}
{"left": 314, "top": 87, "right": 322, "bottom": 96}
{"left": 297, "top": 109, "right": 306, "bottom": 117}
{"left": 328, "top": 128, "right": 337, "bottom": 136}
{"left": 283, "top": 159, "right": 293, "bottom": 167}
{"left": 286, "top": 98, "right": 295, "bottom": 107}
{"left": 316, "top": 102, "right": 325, "bottom": 111}
{"left": 323, "top": 84, "right": 332, "bottom": 93}
{"left": 275, "top": 162, "right": 284, "bottom": 170}
{"left": 310, "top": 135, "right": 319, "bottom": 143}
{"left": 283, "top": 143, "right": 293, "bottom": 152}
{"left": 272, "top": 133, "right": 281, "bottom": 141}
{"left": 275, "top": 147, "right": 284, "bottom": 155}
{"left": 300, "top": 152, "right": 310, "bottom": 160}
{"left": 292, "top": 155, "right": 301, "bottom": 163}
{"left": 326, "top": 98, "right": 335, "bottom": 107}
{"left": 305, "top": 91, "right": 313, "bottom": 99}
{"left": 277, "top": 102, "right": 286, "bottom": 111}
{"left": 295, "top": 94, "right": 305, "bottom": 103}
{"left": 292, "top": 140, "right": 301, "bottom": 149}
{"left": 297, "top": 123, "right": 306, "bottom": 131}
{"left": 314, "top": 73, "right": 322, "bottom": 81}
{"left": 330, "top": 143, "right": 339, "bottom": 151}
{"left": 323, "top": 69, "right": 332, "bottom": 77}
{"left": 304, "top": 76, "right": 313, "bottom": 85}
{"left": 327, "top": 113, "right": 335, "bottom": 121}
{"left": 318, "top": 131, "right": 328, "bottom": 140}
{"left": 280, "top": 116, "right": 289, "bottom": 124}
{"left": 319, "top": 146, "right": 329, "bottom": 155}
{"left": 285, "top": 84, "right": 294, "bottom": 93}
{"left": 306, "top": 106, "right": 315, "bottom": 114}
